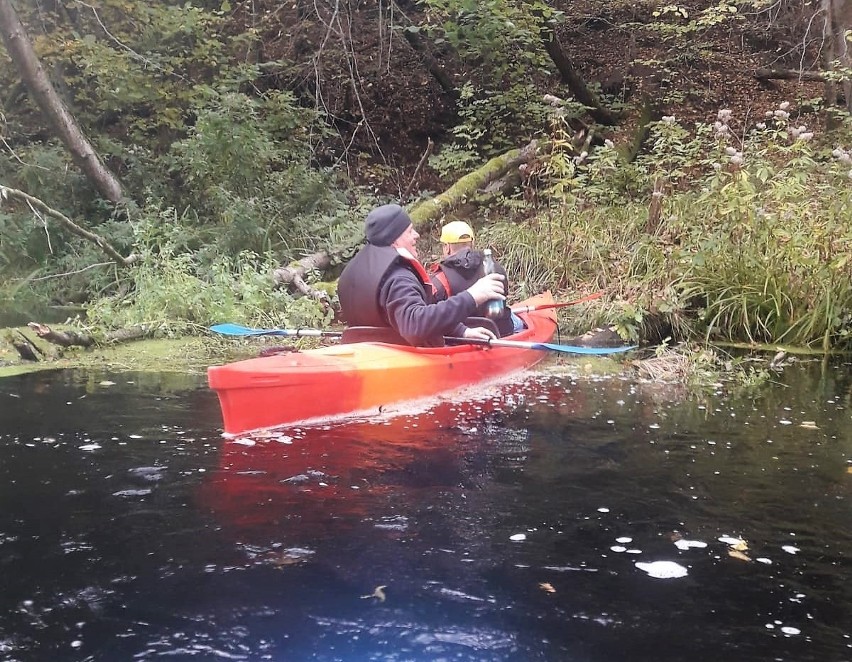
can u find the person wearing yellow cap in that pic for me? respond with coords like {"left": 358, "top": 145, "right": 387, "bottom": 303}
{"left": 430, "top": 220, "right": 520, "bottom": 337}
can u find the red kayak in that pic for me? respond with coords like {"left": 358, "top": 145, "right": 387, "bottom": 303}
{"left": 207, "top": 292, "right": 557, "bottom": 434}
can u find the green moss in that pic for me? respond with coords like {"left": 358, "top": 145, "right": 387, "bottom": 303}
{"left": 0, "top": 326, "right": 261, "bottom": 378}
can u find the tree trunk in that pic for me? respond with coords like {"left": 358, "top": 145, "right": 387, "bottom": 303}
{"left": 823, "top": 0, "right": 838, "bottom": 108}
{"left": 542, "top": 31, "right": 620, "bottom": 126}
{"left": 402, "top": 29, "right": 456, "bottom": 96}
{"left": 834, "top": 0, "right": 852, "bottom": 111}
{"left": 0, "top": 0, "right": 124, "bottom": 203}
{"left": 408, "top": 140, "right": 539, "bottom": 226}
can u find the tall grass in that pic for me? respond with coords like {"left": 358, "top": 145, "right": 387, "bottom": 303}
{"left": 481, "top": 105, "right": 852, "bottom": 348}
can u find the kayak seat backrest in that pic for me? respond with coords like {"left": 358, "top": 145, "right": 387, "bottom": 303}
{"left": 341, "top": 326, "right": 408, "bottom": 345}
{"left": 464, "top": 317, "right": 500, "bottom": 337}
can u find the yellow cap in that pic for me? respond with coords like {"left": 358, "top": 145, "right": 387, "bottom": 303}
{"left": 440, "top": 221, "right": 475, "bottom": 244}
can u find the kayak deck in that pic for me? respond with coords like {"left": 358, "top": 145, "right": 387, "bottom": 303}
{"left": 207, "top": 292, "right": 557, "bottom": 434}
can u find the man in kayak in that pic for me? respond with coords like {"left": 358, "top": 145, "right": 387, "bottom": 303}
{"left": 338, "top": 204, "right": 505, "bottom": 347}
{"left": 430, "top": 220, "right": 519, "bottom": 337}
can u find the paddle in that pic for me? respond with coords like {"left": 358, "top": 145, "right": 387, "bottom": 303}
{"left": 445, "top": 336, "right": 636, "bottom": 355}
{"left": 510, "top": 291, "right": 604, "bottom": 314}
{"left": 209, "top": 323, "right": 343, "bottom": 338}
{"left": 210, "top": 323, "right": 636, "bottom": 355}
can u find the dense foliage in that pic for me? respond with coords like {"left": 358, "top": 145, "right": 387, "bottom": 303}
{"left": 1, "top": 0, "right": 851, "bottom": 349}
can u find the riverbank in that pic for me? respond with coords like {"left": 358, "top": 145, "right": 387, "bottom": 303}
{"left": 0, "top": 326, "right": 256, "bottom": 378}
{"left": 0, "top": 324, "right": 638, "bottom": 380}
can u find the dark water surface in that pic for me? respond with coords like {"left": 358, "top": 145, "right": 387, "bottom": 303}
{"left": 1, "top": 361, "right": 850, "bottom": 661}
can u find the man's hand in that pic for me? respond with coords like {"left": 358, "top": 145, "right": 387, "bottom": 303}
{"left": 462, "top": 325, "right": 497, "bottom": 341}
{"left": 465, "top": 273, "right": 505, "bottom": 306}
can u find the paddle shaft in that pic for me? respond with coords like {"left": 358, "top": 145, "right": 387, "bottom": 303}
{"left": 211, "top": 323, "right": 635, "bottom": 355}
{"left": 510, "top": 291, "right": 603, "bottom": 314}
{"left": 209, "top": 323, "right": 342, "bottom": 338}
{"left": 445, "top": 336, "right": 636, "bottom": 355}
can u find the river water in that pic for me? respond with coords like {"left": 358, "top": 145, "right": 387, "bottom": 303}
{"left": 0, "top": 358, "right": 850, "bottom": 661}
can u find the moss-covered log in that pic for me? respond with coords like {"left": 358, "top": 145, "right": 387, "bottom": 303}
{"left": 272, "top": 142, "right": 539, "bottom": 296}
{"left": 408, "top": 141, "right": 538, "bottom": 228}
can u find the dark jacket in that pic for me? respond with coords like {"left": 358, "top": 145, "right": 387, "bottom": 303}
{"left": 338, "top": 244, "right": 477, "bottom": 347}
{"left": 430, "top": 248, "right": 514, "bottom": 336}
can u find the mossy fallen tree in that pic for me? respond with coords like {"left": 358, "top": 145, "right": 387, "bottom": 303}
{"left": 272, "top": 141, "right": 539, "bottom": 297}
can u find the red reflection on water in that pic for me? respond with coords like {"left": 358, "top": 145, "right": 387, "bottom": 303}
{"left": 197, "top": 389, "right": 509, "bottom": 540}
{"left": 197, "top": 375, "right": 590, "bottom": 543}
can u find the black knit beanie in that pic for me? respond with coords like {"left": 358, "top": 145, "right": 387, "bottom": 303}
{"left": 365, "top": 204, "right": 412, "bottom": 246}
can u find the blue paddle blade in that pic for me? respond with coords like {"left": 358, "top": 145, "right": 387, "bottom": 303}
{"left": 540, "top": 343, "right": 637, "bottom": 355}
{"left": 209, "top": 323, "right": 280, "bottom": 336}
{"left": 209, "top": 324, "right": 342, "bottom": 338}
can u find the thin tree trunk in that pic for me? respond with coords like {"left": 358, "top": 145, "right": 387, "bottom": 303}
{"left": 542, "top": 32, "right": 620, "bottom": 126}
{"left": 402, "top": 29, "right": 456, "bottom": 96}
{"left": 834, "top": 0, "right": 852, "bottom": 111}
{"left": 0, "top": 185, "right": 136, "bottom": 265}
{"left": 823, "top": 0, "right": 838, "bottom": 107}
{"left": 0, "top": 0, "right": 124, "bottom": 203}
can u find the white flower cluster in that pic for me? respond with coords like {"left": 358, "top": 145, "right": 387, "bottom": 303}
{"left": 788, "top": 124, "right": 813, "bottom": 141}
{"left": 713, "top": 108, "right": 732, "bottom": 137}
{"left": 832, "top": 147, "right": 852, "bottom": 179}
{"left": 765, "top": 101, "right": 791, "bottom": 121}
{"left": 724, "top": 145, "right": 743, "bottom": 166}
{"left": 832, "top": 147, "right": 852, "bottom": 166}
{"left": 661, "top": 115, "right": 677, "bottom": 124}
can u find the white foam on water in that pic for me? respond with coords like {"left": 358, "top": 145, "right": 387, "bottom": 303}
{"left": 674, "top": 539, "right": 708, "bottom": 550}
{"left": 781, "top": 545, "right": 800, "bottom": 554}
{"left": 634, "top": 561, "right": 688, "bottom": 579}
{"left": 615, "top": 537, "right": 632, "bottom": 544}
{"left": 718, "top": 535, "right": 745, "bottom": 546}
{"left": 510, "top": 533, "right": 526, "bottom": 542}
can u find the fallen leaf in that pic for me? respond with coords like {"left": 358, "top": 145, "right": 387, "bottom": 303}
{"left": 728, "top": 549, "right": 751, "bottom": 562}
{"left": 360, "top": 585, "right": 387, "bottom": 602}
{"left": 847, "top": 467, "right": 852, "bottom": 474}
{"left": 731, "top": 540, "right": 749, "bottom": 552}
{"left": 539, "top": 582, "right": 556, "bottom": 593}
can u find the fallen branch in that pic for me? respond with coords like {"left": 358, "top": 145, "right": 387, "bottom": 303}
{"left": 9, "top": 330, "right": 43, "bottom": 361}
{"left": 272, "top": 250, "right": 339, "bottom": 301}
{"left": 272, "top": 142, "right": 539, "bottom": 296}
{"left": 27, "top": 322, "right": 95, "bottom": 347}
{"left": 27, "top": 322, "right": 154, "bottom": 347}
{"left": 754, "top": 68, "right": 830, "bottom": 82}
{"left": 0, "top": 185, "right": 137, "bottom": 266}
{"left": 409, "top": 140, "right": 539, "bottom": 226}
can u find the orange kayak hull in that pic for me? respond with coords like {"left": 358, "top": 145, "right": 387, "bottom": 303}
{"left": 207, "top": 292, "right": 557, "bottom": 434}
